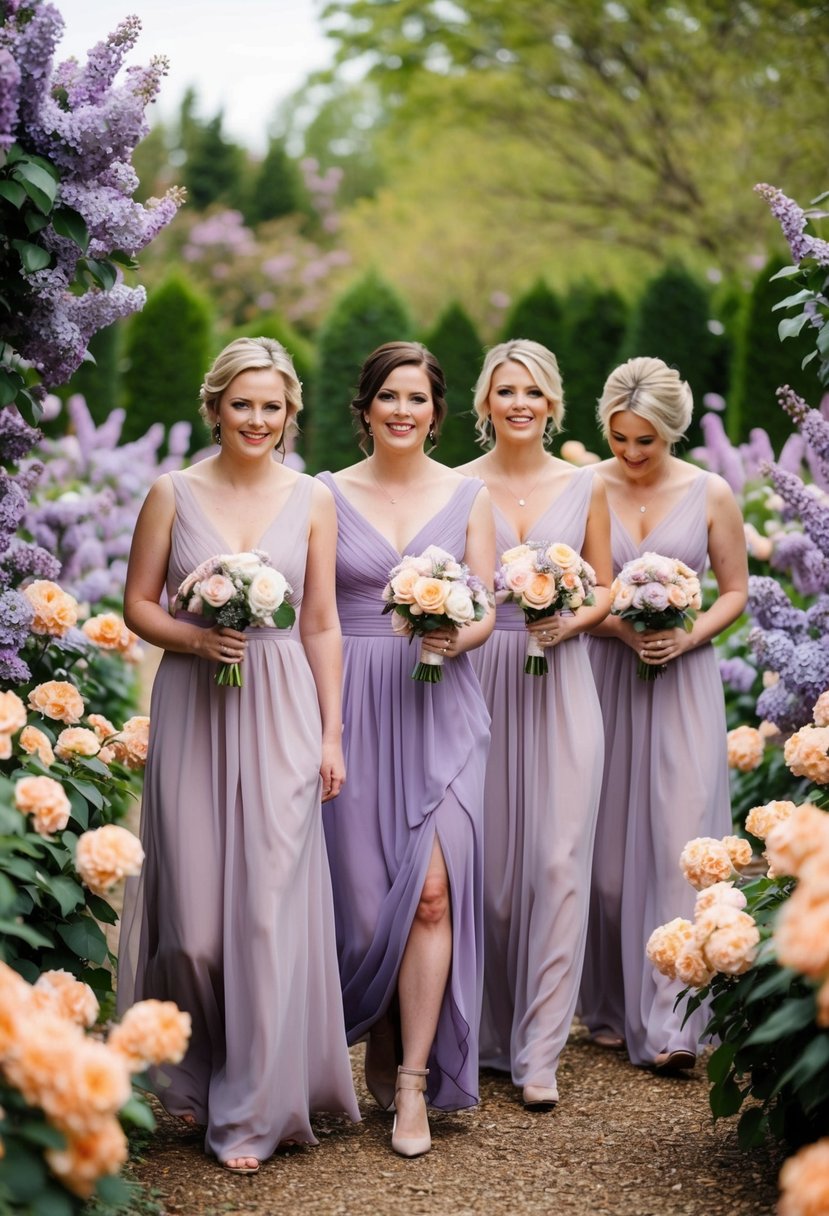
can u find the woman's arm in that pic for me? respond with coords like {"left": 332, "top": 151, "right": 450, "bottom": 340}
{"left": 124, "top": 476, "right": 246, "bottom": 665}
{"left": 299, "top": 481, "right": 345, "bottom": 802}
{"left": 421, "top": 483, "right": 496, "bottom": 658}
{"left": 526, "top": 474, "right": 612, "bottom": 646}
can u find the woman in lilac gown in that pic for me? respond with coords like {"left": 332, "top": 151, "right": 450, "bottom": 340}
{"left": 459, "top": 340, "right": 611, "bottom": 1109}
{"left": 118, "top": 337, "right": 359, "bottom": 1173}
{"left": 319, "top": 341, "right": 495, "bottom": 1158}
{"left": 580, "top": 356, "right": 747, "bottom": 1071}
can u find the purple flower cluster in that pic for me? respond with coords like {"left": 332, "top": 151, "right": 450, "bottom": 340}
{"left": 755, "top": 184, "right": 829, "bottom": 268}
{"left": 763, "top": 461, "right": 829, "bottom": 559}
{"left": 747, "top": 576, "right": 808, "bottom": 635}
{"left": 771, "top": 531, "right": 829, "bottom": 597}
{"left": 0, "top": 4, "right": 182, "bottom": 388}
{"left": 718, "top": 655, "right": 757, "bottom": 694}
{"left": 778, "top": 386, "right": 829, "bottom": 489}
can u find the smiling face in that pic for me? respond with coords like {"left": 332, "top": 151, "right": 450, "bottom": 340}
{"left": 364, "top": 364, "right": 435, "bottom": 453}
{"left": 607, "top": 409, "right": 670, "bottom": 479}
{"left": 487, "top": 359, "right": 551, "bottom": 447}
{"left": 213, "top": 367, "right": 287, "bottom": 458}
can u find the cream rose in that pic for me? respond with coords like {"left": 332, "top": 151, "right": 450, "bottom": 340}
{"left": 501, "top": 544, "right": 534, "bottom": 566}
{"left": 546, "top": 543, "right": 579, "bottom": 570}
{"left": 666, "top": 583, "right": 689, "bottom": 609}
{"left": 701, "top": 911, "right": 760, "bottom": 976}
{"left": 247, "top": 567, "right": 288, "bottom": 619}
{"left": 221, "top": 551, "right": 262, "bottom": 576}
{"left": 444, "top": 583, "right": 475, "bottom": 624}
{"left": 199, "top": 574, "right": 235, "bottom": 609}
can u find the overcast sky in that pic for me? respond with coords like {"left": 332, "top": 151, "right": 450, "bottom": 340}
{"left": 55, "top": 0, "right": 336, "bottom": 150}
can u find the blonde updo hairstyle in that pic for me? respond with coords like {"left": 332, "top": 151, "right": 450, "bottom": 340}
{"left": 198, "top": 337, "right": 303, "bottom": 448}
{"left": 473, "top": 339, "right": 565, "bottom": 448}
{"left": 598, "top": 356, "right": 693, "bottom": 447}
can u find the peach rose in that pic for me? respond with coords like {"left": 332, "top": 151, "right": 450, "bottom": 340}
{"left": 679, "top": 837, "right": 735, "bottom": 890}
{"left": 390, "top": 567, "right": 420, "bottom": 604}
{"left": 75, "top": 825, "right": 144, "bottom": 895}
{"left": 0, "top": 961, "right": 32, "bottom": 1058}
{"left": 521, "top": 572, "right": 557, "bottom": 611}
{"left": 33, "top": 970, "right": 99, "bottom": 1029}
{"left": 774, "top": 890, "right": 829, "bottom": 978}
{"left": 109, "top": 716, "right": 150, "bottom": 770}
{"left": 699, "top": 910, "right": 760, "bottom": 976}
{"left": 666, "top": 583, "right": 689, "bottom": 609}
{"left": 759, "top": 719, "right": 781, "bottom": 739}
{"left": 814, "top": 691, "right": 829, "bottom": 728}
{"left": 784, "top": 725, "right": 829, "bottom": 784}
{"left": 645, "top": 917, "right": 694, "bottom": 979}
{"left": 726, "top": 725, "right": 765, "bottom": 773}
{"left": 674, "top": 942, "right": 714, "bottom": 988}
{"left": 14, "top": 774, "right": 71, "bottom": 836}
{"left": 0, "top": 690, "right": 26, "bottom": 735}
{"left": 611, "top": 582, "right": 635, "bottom": 612}
{"left": 81, "top": 612, "right": 136, "bottom": 652}
{"left": 765, "top": 804, "right": 829, "bottom": 878}
{"left": 411, "top": 577, "right": 448, "bottom": 614}
{"left": 745, "top": 801, "right": 796, "bottom": 841}
{"left": 109, "top": 999, "right": 192, "bottom": 1072}
{"left": 23, "top": 580, "right": 79, "bottom": 637}
{"left": 55, "top": 727, "right": 101, "bottom": 761}
{"left": 694, "top": 881, "right": 747, "bottom": 916}
{"left": 28, "top": 680, "right": 85, "bottom": 724}
{"left": 723, "top": 835, "right": 753, "bottom": 869}
{"left": 45, "top": 1117, "right": 128, "bottom": 1200}
{"left": 0, "top": 733, "right": 11, "bottom": 760}
{"left": 817, "top": 979, "right": 829, "bottom": 1030}
{"left": 19, "top": 724, "right": 55, "bottom": 767}
{"left": 87, "top": 714, "right": 117, "bottom": 741}
{"left": 3, "top": 1008, "right": 82, "bottom": 1115}
{"left": 778, "top": 1137, "right": 829, "bottom": 1216}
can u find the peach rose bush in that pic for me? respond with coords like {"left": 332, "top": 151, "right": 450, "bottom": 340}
{"left": 496, "top": 541, "right": 596, "bottom": 675}
{"left": 646, "top": 692, "right": 829, "bottom": 1156}
{"left": 382, "top": 545, "right": 491, "bottom": 682}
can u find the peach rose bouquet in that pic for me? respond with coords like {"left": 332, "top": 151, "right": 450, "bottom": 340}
{"left": 496, "top": 540, "right": 597, "bottom": 675}
{"left": 382, "top": 545, "right": 490, "bottom": 682}
{"left": 609, "top": 551, "right": 701, "bottom": 681}
{"left": 171, "top": 550, "right": 295, "bottom": 687}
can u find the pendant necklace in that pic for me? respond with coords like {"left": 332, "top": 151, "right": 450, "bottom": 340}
{"left": 498, "top": 468, "right": 548, "bottom": 507}
{"left": 368, "top": 462, "right": 410, "bottom": 505}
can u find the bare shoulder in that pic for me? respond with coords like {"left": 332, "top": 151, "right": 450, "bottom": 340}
{"left": 703, "top": 470, "right": 738, "bottom": 505}
{"left": 328, "top": 462, "right": 368, "bottom": 490}
{"left": 456, "top": 455, "right": 488, "bottom": 477}
{"left": 145, "top": 471, "right": 176, "bottom": 510}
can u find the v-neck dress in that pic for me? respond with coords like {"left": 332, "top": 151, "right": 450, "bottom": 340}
{"left": 318, "top": 472, "right": 490, "bottom": 1111}
{"left": 579, "top": 472, "right": 730, "bottom": 1065}
{"left": 117, "top": 471, "right": 359, "bottom": 1162}
{"left": 470, "top": 468, "right": 603, "bottom": 1091}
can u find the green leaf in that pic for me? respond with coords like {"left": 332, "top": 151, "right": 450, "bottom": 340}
{"left": 710, "top": 1073, "right": 744, "bottom": 1119}
{"left": 35, "top": 872, "right": 85, "bottom": 917}
{"left": 11, "top": 239, "right": 51, "bottom": 273}
{"left": 817, "top": 324, "right": 829, "bottom": 358}
{"left": 84, "top": 257, "right": 118, "bottom": 291}
{"left": 769, "top": 264, "right": 803, "bottom": 281}
{"left": 0, "top": 918, "right": 53, "bottom": 948}
{"left": 66, "top": 787, "right": 89, "bottom": 830}
{"left": 0, "top": 854, "right": 40, "bottom": 883}
{"left": 109, "top": 249, "right": 139, "bottom": 268}
{"left": 86, "top": 892, "right": 119, "bottom": 925}
{"left": 778, "top": 313, "right": 811, "bottom": 341}
{"left": 27, "top": 1184, "right": 75, "bottom": 1216}
{"left": 0, "top": 872, "right": 17, "bottom": 912}
{"left": 19, "top": 1122, "right": 66, "bottom": 1149}
{"left": 273, "top": 602, "right": 296, "bottom": 628}
{"left": 24, "top": 210, "right": 49, "bottom": 235}
{"left": 79, "top": 756, "right": 114, "bottom": 778}
{"left": 120, "top": 1094, "right": 157, "bottom": 1130}
{"left": 0, "top": 1142, "right": 46, "bottom": 1200}
{"left": 773, "top": 1034, "right": 829, "bottom": 1096}
{"left": 58, "top": 916, "right": 109, "bottom": 964}
{"left": 745, "top": 994, "right": 818, "bottom": 1043}
{"left": 0, "top": 180, "right": 26, "bottom": 207}
{"left": 51, "top": 205, "right": 89, "bottom": 252}
{"left": 737, "top": 1105, "right": 766, "bottom": 1150}
{"left": 803, "top": 350, "right": 820, "bottom": 370}
{"left": 67, "top": 775, "right": 104, "bottom": 810}
{"left": 707, "top": 1040, "right": 736, "bottom": 1084}
{"left": 745, "top": 966, "right": 798, "bottom": 1004}
{"left": 0, "top": 366, "right": 23, "bottom": 406}
{"left": 772, "top": 288, "right": 814, "bottom": 311}
{"left": 95, "top": 1174, "right": 134, "bottom": 1206}
{"left": 12, "top": 159, "right": 58, "bottom": 211}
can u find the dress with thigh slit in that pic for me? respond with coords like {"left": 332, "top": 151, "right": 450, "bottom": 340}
{"left": 117, "top": 471, "right": 359, "bottom": 1162}
{"left": 317, "top": 472, "right": 490, "bottom": 1111}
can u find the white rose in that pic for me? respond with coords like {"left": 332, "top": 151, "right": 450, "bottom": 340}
{"left": 247, "top": 568, "right": 288, "bottom": 619}
{"left": 222, "top": 551, "right": 263, "bottom": 576}
{"left": 444, "top": 584, "right": 475, "bottom": 624}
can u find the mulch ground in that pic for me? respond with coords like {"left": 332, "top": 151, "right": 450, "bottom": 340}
{"left": 129, "top": 1026, "right": 782, "bottom": 1216}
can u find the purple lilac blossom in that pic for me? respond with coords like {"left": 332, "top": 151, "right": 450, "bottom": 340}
{"left": 807, "top": 596, "right": 829, "bottom": 635}
{"left": 755, "top": 679, "right": 811, "bottom": 733}
{"left": 778, "top": 386, "right": 829, "bottom": 488}
{"left": 771, "top": 532, "right": 829, "bottom": 597}
{"left": 763, "top": 462, "right": 829, "bottom": 559}
{"left": 0, "top": 409, "right": 40, "bottom": 465}
{"left": 0, "top": 648, "right": 31, "bottom": 684}
{"left": 0, "top": 48, "right": 21, "bottom": 148}
{"left": 718, "top": 655, "right": 757, "bottom": 693}
{"left": 755, "top": 184, "right": 829, "bottom": 268}
{"left": 747, "top": 575, "right": 809, "bottom": 634}
{"left": 0, "top": 589, "right": 33, "bottom": 649}
{"left": 0, "top": 537, "right": 61, "bottom": 583}
{"left": 748, "top": 626, "right": 795, "bottom": 672}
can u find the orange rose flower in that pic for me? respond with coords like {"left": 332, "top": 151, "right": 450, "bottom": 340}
{"left": 75, "top": 825, "right": 144, "bottom": 895}
{"left": 28, "top": 681, "right": 85, "bottom": 725}
{"left": 19, "top": 725, "right": 55, "bottom": 767}
{"left": 23, "top": 580, "right": 79, "bottom": 637}
{"left": 81, "top": 612, "right": 136, "bottom": 652}
{"left": 0, "top": 689, "right": 27, "bottom": 735}
{"left": 109, "top": 999, "right": 192, "bottom": 1071}
{"left": 14, "top": 774, "right": 72, "bottom": 836}
{"left": 55, "top": 727, "right": 101, "bottom": 761}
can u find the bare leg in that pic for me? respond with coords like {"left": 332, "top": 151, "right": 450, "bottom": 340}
{"left": 395, "top": 835, "right": 452, "bottom": 1141}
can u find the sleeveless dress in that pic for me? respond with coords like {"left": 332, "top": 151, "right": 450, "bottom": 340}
{"left": 318, "top": 473, "right": 490, "bottom": 1111}
{"left": 470, "top": 468, "right": 603, "bottom": 1091}
{"left": 579, "top": 472, "right": 730, "bottom": 1066}
{"left": 117, "top": 471, "right": 359, "bottom": 1162}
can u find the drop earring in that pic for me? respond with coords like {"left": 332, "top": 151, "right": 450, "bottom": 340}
{"left": 428, "top": 426, "right": 436, "bottom": 444}
{"left": 212, "top": 423, "right": 221, "bottom": 445}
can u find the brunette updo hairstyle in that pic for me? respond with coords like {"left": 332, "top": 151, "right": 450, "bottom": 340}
{"left": 472, "top": 339, "right": 565, "bottom": 448}
{"left": 198, "top": 336, "right": 303, "bottom": 442}
{"left": 350, "top": 341, "right": 448, "bottom": 454}
{"left": 597, "top": 356, "right": 693, "bottom": 446}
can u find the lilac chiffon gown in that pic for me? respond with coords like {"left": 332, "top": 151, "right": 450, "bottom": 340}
{"left": 118, "top": 471, "right": 359, "bottom": 1162}
{"left": 579, "top": 472, "right": 730, "bottom": 1066}
{"left": 470, "top": 469, "right": 603, "bottom": 1091}
{"left": 318, "top": 473, "right": 490, "bottom": 1111}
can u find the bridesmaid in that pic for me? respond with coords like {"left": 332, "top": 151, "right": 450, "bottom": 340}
{"left": 459, "top": 339, "right": 611, "bottom": 1109}
{"left": 580, "top": 356, "right": 747, "bottom": 1070}
{"left": 318, "top": 341, "right": 495, "bottom": 1157}
{"left": 118, "top": 337, "right": 359, "bottom": 1172}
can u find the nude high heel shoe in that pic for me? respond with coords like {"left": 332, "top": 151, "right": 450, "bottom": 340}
{"left": 391, "top": 1066, "right": 431, "bottom": 1158}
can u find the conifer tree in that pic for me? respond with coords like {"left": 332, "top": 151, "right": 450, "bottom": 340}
{"left": 424, "top": 303, "right": 483, "bottom": 467}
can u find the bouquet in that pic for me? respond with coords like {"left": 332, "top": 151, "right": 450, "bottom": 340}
{"left": 609, "top": 551, "right": 701, "bottom": 681}
{"left": 171, "top": 550, "right": 295, "bottom": 686}
{"left": 382, "top": 545, "right": 491, "bottom": 682}
{"left": 496, "top": 541, "right": 597, "bottom": 675}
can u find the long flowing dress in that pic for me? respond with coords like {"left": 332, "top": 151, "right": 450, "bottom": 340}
{"left": 579, "top": 472, "right": 730, "bottom": 1066}
{"left": 318, "top": 473, "right": 490, "bottom": 1111}
{"left": 118, "top": 471, "right": 359, "bottom": 1162}
{"left": 470, "top": 469, "right": 603, "bottom": 1091}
